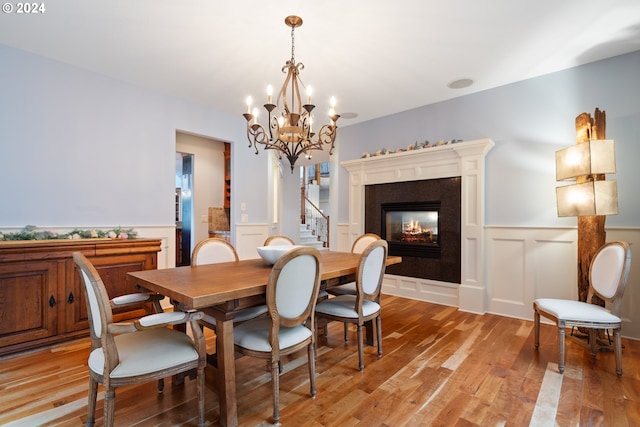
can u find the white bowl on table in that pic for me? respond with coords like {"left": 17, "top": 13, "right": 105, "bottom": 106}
{"left": 256, "top": 245, "right": 300, "bottom": 265}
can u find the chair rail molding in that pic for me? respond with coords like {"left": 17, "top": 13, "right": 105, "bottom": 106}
{"left": 341, "top": 138, "right": 494, "bottom": 314}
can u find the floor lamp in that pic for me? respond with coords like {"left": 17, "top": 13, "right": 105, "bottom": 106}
{"left": 555, "top": 109, "right": 619, "bottom": 307}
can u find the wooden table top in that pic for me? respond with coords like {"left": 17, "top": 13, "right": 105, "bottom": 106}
{"left": 128, "top": 251, "right": 401, "bottom": 309}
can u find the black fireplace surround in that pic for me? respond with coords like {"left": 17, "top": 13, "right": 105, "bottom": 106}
{"left": 365, "top": 177, "right": 461, "bottom": 283}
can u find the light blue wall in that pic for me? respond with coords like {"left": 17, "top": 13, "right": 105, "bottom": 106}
{"left": 0, "top": 44, "right": 269, "bottom": 229}
{"left": 2, "top": 44, "right": 638, "bottom": 235}
{"left": 334, "top": 51, "right": 640, "bottom": 228}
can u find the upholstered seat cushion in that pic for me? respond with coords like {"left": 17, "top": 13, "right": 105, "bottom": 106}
{"left": 328, "top": 282, "right": 356, "bottom": 296}
{"left": 88, "top": 328, "right": 198, "bottom": 378}
{"left": 202, "top": 304, "right": 268, "bottom": 327}
{"left": 534, "top": 298, "right": 621, "bottom": 323}
{"left": 315, "top": 295, "right": 380, "bottom": 318}
{"left": 234, "top": 317, "right": 312, "bottom": 352}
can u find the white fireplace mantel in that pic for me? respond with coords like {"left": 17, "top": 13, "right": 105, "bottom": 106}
{"left": 341, "top": 138, "right": 494, "bottom": 314}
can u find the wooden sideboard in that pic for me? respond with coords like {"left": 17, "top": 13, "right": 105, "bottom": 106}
{"left": 0, "top": 238, "right": 162, "bottom": 356}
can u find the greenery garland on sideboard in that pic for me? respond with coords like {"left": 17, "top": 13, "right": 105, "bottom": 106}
{"left": 0, "top": 225, "right": 138, "bottom": 241}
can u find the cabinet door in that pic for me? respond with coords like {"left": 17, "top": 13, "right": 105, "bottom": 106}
{"left": 64, "top": 254, "right": 156, "bottom": 332}
{"left": 0, "top": 260, "right": 61, "bottom": 348}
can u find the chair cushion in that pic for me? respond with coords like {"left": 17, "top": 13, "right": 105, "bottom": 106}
{"left": 534, "top": 298, "right": 621, "bottom": 323}
{"left": 88, "top": 328, "right": 198, "bottom": 378}
{"left": 234, "top": 317, "right": 312, "bottom": 352}
{"left": 315, "top": 295, "right": 380, "bottom": 318}
{"left": 328, "top": 282, "right": 356, "bottom": 296}
{"left": 201, "top": 304, "right": 268, "bottom": 327}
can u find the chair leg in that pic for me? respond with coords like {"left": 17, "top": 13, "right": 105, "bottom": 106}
{"left": 86, "top": 376, "right": 98, "bottom": 427}
{"left": 157, "top": 378, "right": 164, "bottom": 393}
{"left": 376, "top": 315, "right": 382, "bottom": 357}
{"left": 614, "top": 329, "right": 623, "bottom": 377}
{"left": 196, "top": 366, "right": 206, "bottom": 427}
{"left": 558, "top": 326, "right": 566, "bottom": 374}
{"left": 344, "top": 323, "right": 349, "bottom": 343}
{"left": 357, "top": 323, "right": 364, "bottom": 371}
{"left": 307, "top": 344, "right": 317, "bottom": 398}
{"left": 104, "top": 387, "right": 116, "bottom": 427}
{"left": 313, "top": 327, "right": 317, "bottom": 360}
{"left": 271, "top": 359, "right": 281, "bottom": 425}
{"left": 533, "top": 310, "right": 540, "bottom": 350}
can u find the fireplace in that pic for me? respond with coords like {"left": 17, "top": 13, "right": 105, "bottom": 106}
{"left": 382, "top": 201, "right": 441, "bottom": 258}
{"left": 365, "top": 177, "right": 461, "bottom": 283}
{"left": 341, "top": 138, "right": 494, "bottom": 313}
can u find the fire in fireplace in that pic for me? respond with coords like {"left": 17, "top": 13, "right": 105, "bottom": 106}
{"left": 381, "top": 201, "right": 441, "bottom": 258}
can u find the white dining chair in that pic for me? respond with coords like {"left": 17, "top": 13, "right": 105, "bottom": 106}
{"left": 191, "top": 238, "right": 268, "bottom": 331}
{"left": 73, "top": 252, "right": 206, "bottom": 427}
{"left": 328, "top": 233, "right": 381, "bottom": 298}
{"left": 191, "top": 237, "right": 238, "bottom": 265}
{"left": 316, "top": 239, "right": 388, "bottom": 371}
{"left": 533, "top": 241, "right": 631, "bottom": 375}
{"left": 264, "top": 235, "right": 296, "bottom": 246}
{"left": 326, "top": 233, "right": 381, "bottom": 341}
{"left": 233, "top": 246, "right": 322, "bottom": 425}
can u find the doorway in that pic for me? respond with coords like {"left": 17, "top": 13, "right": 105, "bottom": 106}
{"left": 176, "top": 152, "right": 194, "bottom": 266}
{"left": 176, "top": 132, "right": 229, "bottom": 266}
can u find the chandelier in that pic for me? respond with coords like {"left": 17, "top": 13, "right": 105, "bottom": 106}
{"left": 243, "top": 15, "right": 340, "bottom": 173}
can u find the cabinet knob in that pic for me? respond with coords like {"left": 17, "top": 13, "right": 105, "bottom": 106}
{"left": 67, "top": 292, "right": 75, "bottom": 304}
{"left": 49, "top": 295, "right": 56, "bottom": 308}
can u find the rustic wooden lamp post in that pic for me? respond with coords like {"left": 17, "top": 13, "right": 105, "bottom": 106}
{"left": 555, "top": 108, "right": 619, "bottom": 307}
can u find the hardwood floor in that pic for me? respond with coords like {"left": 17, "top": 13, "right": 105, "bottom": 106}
{"left": 2, "top": 295, "right": 639, "bottom": 426}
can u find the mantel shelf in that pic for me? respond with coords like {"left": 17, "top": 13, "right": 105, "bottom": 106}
{"left": 341, "top": 138, "right": 494, "bottom": 185}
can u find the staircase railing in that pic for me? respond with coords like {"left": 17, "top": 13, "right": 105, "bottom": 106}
{"left": 302, "top": 196, "right": 329, "bottom": 247}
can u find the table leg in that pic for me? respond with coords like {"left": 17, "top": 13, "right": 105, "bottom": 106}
{"left": 216, "top": 317, "right": 238, "bottom": 427}
{"left": 365, "top": 320, "right": 375, "bottom": 345}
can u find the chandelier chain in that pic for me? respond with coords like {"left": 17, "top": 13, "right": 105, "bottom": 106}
{"left": 290, "top": 25, "right": 295, "bottom": 63}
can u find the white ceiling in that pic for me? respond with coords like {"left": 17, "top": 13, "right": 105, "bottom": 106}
{"left": 2, "top": 0, "right": 639, "bottom": 128}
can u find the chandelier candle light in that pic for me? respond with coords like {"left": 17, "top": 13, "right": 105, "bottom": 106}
{"left": 243, "top": 15, "right": 340, "bottom": 173}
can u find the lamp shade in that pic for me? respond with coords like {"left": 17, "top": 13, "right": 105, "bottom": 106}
{"left": 556, "top": 180, "right": 618, "bottom": 217}
{"left": 555, "top": 139, "right": 616, "bottom": 181}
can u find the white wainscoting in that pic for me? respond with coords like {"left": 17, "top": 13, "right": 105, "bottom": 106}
{"left": 382, "top": 225, "right": 640, "bottom": 340}
{"left": 382, "top": 274, "right": 460, "bottom": 307}
{"left": 235, "top": 223, "right": 269, "bottom": 260}
{"left": 134, "top": 225, "right": 174, "bottom": 269}
{"left": 334, "top": 223, "right": 351, "bottom": 252}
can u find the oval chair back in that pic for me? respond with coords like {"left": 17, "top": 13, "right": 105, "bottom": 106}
{"left": 589, "top": 241, "right": 632, "bottom": 315}
{"left": 191, "top": 237, "right": 238, "bottom": 266}
{"left": 264, "top": 235, "right": 296, "bottom": 246}
{"left": 351, "top": 233, "right": 381, "bottom": 254}
{"left": 357, "top": 239, "right": 388, "bottom": 301}
{"left": 269, "top": 246, "right": 322, "bottom": 329}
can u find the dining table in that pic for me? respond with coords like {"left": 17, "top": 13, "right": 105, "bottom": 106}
{"left": 128, "top": 250, "right": 401, "bottom": 427}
